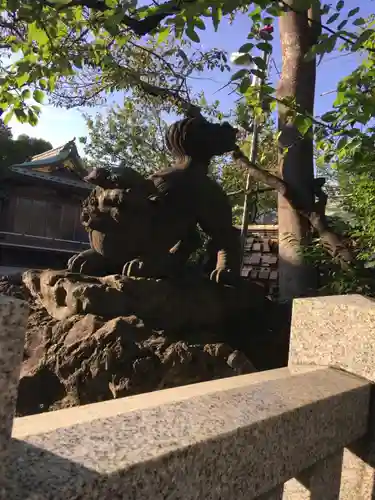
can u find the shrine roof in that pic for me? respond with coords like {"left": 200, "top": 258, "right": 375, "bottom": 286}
{"left": 6, "top": 139, "right": 92, "bottom": 190}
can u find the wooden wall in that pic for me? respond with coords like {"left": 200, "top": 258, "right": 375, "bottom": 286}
{"left": 1, "top": 185, "right": 88, "bottom": 243}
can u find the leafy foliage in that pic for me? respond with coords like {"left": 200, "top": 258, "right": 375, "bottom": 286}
{"left": 312, "top": 14, "right": 375, "bottom": 268}
{"left": 220, "top": 110, "right": 278, "bottom": 225}
{"left": 301, "top": 225, "right": 375, "bottom": 297}
{"left": 0, "top": 0, "right": 372, "bottom": 140}
{"left": 81, "top": 96, "right": 278, "bottom": 224}
{"left": 0, "top": 128, "right": 52, "bottom": 168}
{"left": 0, "top": 0, "right": 231, "bottom": 122}
{"left": 81, "top": 96, "right": 170, "bottom": 174}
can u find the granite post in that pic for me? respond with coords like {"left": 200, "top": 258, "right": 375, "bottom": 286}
{"left": 0, "top": 295, "right": 28, "bottom": 472}
{"left": 287, "top": 294, "right": 375, "bottom": 499}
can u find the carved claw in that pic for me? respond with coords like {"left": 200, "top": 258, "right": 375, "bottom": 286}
{"left": 209, "top": 268, "right": 239, "bottom": 286}
{"left": 122, "top": 259, "right": 146, "bottom": 278}
{"left": 67, "top": 249, "right": 110, "bottom": 276}
{"left": 67, "top": 253, "right": 86, "bottom": 274}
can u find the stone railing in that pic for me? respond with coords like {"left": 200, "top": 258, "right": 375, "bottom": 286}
{"left": 1, "top": 294, "right": 375, "bottom": 498}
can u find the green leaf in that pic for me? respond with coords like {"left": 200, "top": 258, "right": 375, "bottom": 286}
{"left": 256, "top": 42, "right": 272, "bottom": 52}
{"left": 103, "top": 17, "right": 120, "bottom": 36}
{"left": 336, "top": 136, "right": 347, "bottom": 150}
{"left": 352, "top": 29, "right": 373, "bottom": 50}
{"left": 248, "top": 5, "right": 261, "bottom": 22}
{"left": 253, "top": 56, "right": 266, "bottom": 69}
{"left": 194, "top": 18, "right": 206, "bottom": 30}
{"left": 27, "top": 22, "right": 49, "bottom": 45}
{"left": 33, "top": 89, "right": 44, "bottom": 104}
{"left": 73, "top": 57, "right": 83, "bottom": 69}
{"left": 47, "top": 74, "right": 57, "bottom": 91}
{"left": 353, "top": 17, "right": 366, "bottom": 26}
{"left": 3, "top": 109, "right": 13, "bottom": 125}
{"left": 106, "top": 11, "right": 125, "bottom": 26}
{"left": 31, "top": 105, "right": 41, "bottom": 114}
{"left": 2, "top": 91, "right": 15, "bottom": 105}
{"left": 348, "top": 7, "right": 360, "bottom": 17}
{"left": 21, "top": 89, "right": 31, "bottom": 99}
{"left": 321, "top": 111, "right": 337, "bottom": 122}
{"left": 239, "top": 43, "right": 255, "bottom": 56}
{"left": 6, "top": 0, "right": 19, "bottom": 11}
{"left": 239, "top": 77, "right": 251, "bottom": 94}
{"left": 304, "top": 46, "right": 318, "bottom": 62}
{"left": 258, "top": 31, "right": 273, "bottom": 41}
{"left": 333, "top": 91, "right": 346, "bottom": 106}
{"left": 14, "top": 108, "right": 27, "bottom": 123}
{"left": 186, "top": 26, "right": 200, "bottom": 42}
{"left": 16, "top": 73, "right": 29, "bottom": 87}
{"left": 39, "top": 79, "right": 48, "bottom": 89}
{"left": 117, "top": 34, "right": 131, "bottom": 47}
{"left": 157, "top": 27, "right": 169, "bottom": 43}
{"left": 295, "top": 115, "right": 312, "bottom": 135}
{"left": 211, "top": 6, "right": 222, "bottom": 31}
{"left": 337, "top": 19, "right": 347, "bottom": 30}
{"left": 336, "top": 0, "right": 344, "bottom": 10}
{"left": 232, "top": 53, "right": 252, "bottom": 65}
{"left": 230, "top": 69, "right": 248, "bottom": 81}
{"left": 326, "top": 13, "right": 339, "bottom": 24}
{"left": 265, "top": 4, "right": 282, "bottom": 16}
{"left": 27, "top": 109, "right": 38, "bottom": 126}
{"left": 250, "top": 68, "right": 264, "bottom": 79}
{"left": 325, "top": 36, "right": 337, "bottom": 53}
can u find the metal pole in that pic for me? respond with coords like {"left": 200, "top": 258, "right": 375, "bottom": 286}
{"left": 239, "top": 49, "right": 270, "bottom": 269}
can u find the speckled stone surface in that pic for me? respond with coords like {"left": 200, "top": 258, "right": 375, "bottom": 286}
{"left": 0, "top": 295, "right": 28, "bottom": 468}
{"left": 289, "top": 294, "right": 375, "bottom": 381}
{"left": 256, "top": 486, "right": 284, "bottom": 499}
{"left": 283, "top": 451, "right": 343, "bottom": 499}
{"left": 3, "top": 367, "right": 370, "bottom": 499}
{"left": 289, "top": 294, "right": 375, "bottom": 499}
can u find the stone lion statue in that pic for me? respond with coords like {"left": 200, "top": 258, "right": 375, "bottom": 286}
{"left": 67, "top": 116, "right": 241, "bottom": 283}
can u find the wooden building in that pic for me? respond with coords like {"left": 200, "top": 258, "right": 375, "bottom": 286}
{"left": 0, "top": 139, "right": 91, "bottom": 274}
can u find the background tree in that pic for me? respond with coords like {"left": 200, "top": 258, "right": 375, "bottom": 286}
{"left": 0, "top": 119, "right": 12, "bottom": 140}
{"left": 220, "top": 112, "right": 278, "bottom": 225}
{"left": 0, "top": 128, "right": 52, "bottom": 169}
{"left": 81, "top": 96, "right": 170, "bottom": 174}
{"left": 82, "top": 96, "right": 278, "bottom": 224}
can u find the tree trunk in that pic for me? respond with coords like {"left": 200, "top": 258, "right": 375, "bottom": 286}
{"left": 277, "top": 2, "right": 321, "bottom": 300}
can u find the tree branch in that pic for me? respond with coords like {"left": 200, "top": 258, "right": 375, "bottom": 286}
{"left": 233, "top": 147, "right": 354, "bottom": 268}
{"left": 42, "top": 0, "right": 185, "bottom": 36}
{"left": 125, "top": 71, "right": 202, "bottom": 116}
{"left": 227, "top": 187, "right": 274, "bottom": 197}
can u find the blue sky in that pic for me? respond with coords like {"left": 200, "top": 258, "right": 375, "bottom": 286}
{"left": 9, "top": 1, "right": 373, "bottom": 153}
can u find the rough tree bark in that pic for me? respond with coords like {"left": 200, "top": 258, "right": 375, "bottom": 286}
{"left": 277, "top": 1, "right": 321, "bottom": 300}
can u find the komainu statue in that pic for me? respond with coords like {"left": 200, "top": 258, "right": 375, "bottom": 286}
{"left": 67, "top": 116, "right": 241, "bottom": 283}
